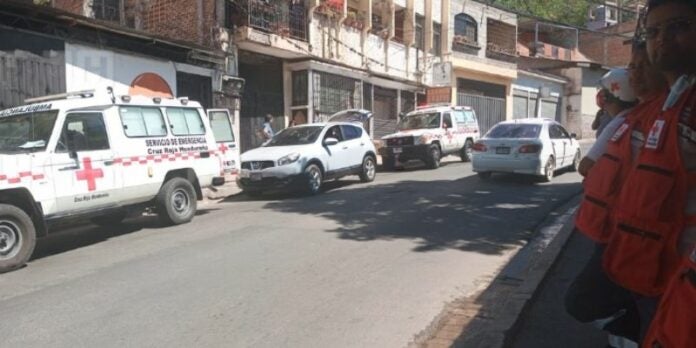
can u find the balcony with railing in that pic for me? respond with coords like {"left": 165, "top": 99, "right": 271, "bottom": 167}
{"left": 231, "top": 0, "right": 308, "bottom": 42}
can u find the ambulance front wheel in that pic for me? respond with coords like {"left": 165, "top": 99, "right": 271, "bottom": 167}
{"left": 0, "top": 204, "right": 36, "bottom": 273}
{"left": 157, "top": 178, "right": 197, "bottom": 225}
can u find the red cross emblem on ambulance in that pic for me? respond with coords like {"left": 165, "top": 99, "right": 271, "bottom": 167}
{"left": 76, "top": 157, "right": 103, "bottom": 192}
{"left": 218, "top": 143, "right": 229, "bottom": 154}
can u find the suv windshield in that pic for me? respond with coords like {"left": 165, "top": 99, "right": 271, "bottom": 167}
{"left": 265, "top": 126, "right": 324, "bottom": 146}
{"left": 486, "top": 124, "right": 542, "bottom": 139}
{"left": 398, "top": 112, "right": 441, "bottom": 130}
{"left": 0, "top": 111, "right": 59, "bottom": 153}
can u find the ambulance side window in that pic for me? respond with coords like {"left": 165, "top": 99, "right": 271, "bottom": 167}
{"left": 56, "top": 113, "right": 110, "bottom": 152}
{"left": 119, "top": 106, "right": 167, "bottom": 137}
{"left": 167, "top": 108, "right": 205, "bottom": 136}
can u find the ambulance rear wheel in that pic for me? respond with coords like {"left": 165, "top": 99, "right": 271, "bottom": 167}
{"left": 157, "top": 178, "right": 197, "bottom": 225}
{"left": 0, "top": 204, "right": 36, "bottom": 274}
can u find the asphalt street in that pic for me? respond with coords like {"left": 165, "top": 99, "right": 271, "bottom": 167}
{"left": 0, "top": 157, "right": 584, "bottom": 348}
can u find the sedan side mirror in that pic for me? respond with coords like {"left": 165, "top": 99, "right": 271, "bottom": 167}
{"left": 570, "top": 133, "right": 577, "bottom": 139}
{"left": 324, "top": 137, "right": 339, "bottom": 146}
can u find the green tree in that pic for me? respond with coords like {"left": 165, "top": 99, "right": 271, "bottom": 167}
{"left": 490, "top": 0, "right": 593, "bottom": 26}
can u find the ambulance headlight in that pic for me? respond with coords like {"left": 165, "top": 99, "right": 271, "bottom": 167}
{"left": 278, "top": 153, "right": 300, "bottom": 166}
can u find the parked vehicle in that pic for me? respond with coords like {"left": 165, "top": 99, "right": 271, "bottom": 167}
{"left": 471, "top": 118, "right": 581, "bottom": 182}
{"left": 237, "top": 110, "right": 377, "bottom": 196}
{"left": 207, "top": 109, "right": 240, "bottom": 175}
{"left": 0, "top": 90, "right": 225, "bottom": 273}
{"left": 379, "top": 105, "right": 481, "bottom": 170}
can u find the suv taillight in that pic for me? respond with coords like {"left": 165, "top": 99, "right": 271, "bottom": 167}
{"left": 518, "top": 144, "right": 542, "bottom": 153}
{"left": 472, "top": 142, "right": 487, "bottom": 152}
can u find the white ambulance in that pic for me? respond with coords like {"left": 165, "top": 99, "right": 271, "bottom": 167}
{"left": 0, "top": 90, "right": 225, "bottom": 273}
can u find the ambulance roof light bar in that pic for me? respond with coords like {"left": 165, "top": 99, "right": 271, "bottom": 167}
{"left": 25, "top": 89, "right": 96, "bottom": 104}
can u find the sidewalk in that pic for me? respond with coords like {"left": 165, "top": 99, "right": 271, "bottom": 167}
{"left": 508, "top": 224, "right": 608, "bottom": 347}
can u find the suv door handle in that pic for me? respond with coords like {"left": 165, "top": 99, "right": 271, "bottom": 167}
{"left": 342, "top": 146, "right": 349, "bottom": 150}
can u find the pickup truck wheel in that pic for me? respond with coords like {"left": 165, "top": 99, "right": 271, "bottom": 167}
{"left": 157, "top": 177, "right": 197, "bottom": 225}
{"left": 359, "top": 155, "right": 377, "bottom": 182}
{"left": 0, "top": 204, "right": 36, "bottom": 274}
{"left": 426, "top": 145, "right": 441, "bottom": 169}
{"left": 460, "top": 140, "right": 474, "bottom": 162}
{"left": 91, "top": 211, "right": 127, "bottom": 227}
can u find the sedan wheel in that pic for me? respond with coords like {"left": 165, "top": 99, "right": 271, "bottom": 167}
{"left": 571, "top": 150, "right": 581, "bottom": 172}
{"left": 543, "top": 157, "right": 555, "bottom": 182}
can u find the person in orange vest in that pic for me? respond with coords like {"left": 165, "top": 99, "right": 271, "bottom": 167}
{"left": 566, "top": 54, "right": 666, "bottom": 347}
{"left": 600, "top": 0, "right": 696, "bottom": 345}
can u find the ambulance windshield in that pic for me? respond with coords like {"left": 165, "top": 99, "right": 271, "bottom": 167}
{"left": 0, "top": 110, "right": 58, "bottom": 153}
{"left": 398, "top": 112, "right": 441, "bottom": 130}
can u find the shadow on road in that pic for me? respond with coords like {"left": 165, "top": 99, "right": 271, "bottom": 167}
{"left": 31, "top": 208, "right": 219, "bottom": 261}
{"left": 257, "top": 173, "right": 582, "bottom": 255}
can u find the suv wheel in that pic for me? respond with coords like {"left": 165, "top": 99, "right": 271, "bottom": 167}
{"left": 304, "top": 164, "right": 323, "bottom": 195}
{"left": 156, "top": 177, "right": 197, "bottom": 225}
{"left": 359, "top": 156, "right": 376, "bottom": 182}
{"left": 460, "top": 139, "right": 474, "bottom": 162}
{"left": 0, "top": 204, "right": 36, "bottom": 274}
{"left": 426, "top": 145, "right": 441, "bottom": 169}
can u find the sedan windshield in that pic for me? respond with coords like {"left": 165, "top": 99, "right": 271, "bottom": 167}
{"left": 0, "top": 111, "right": 59, "bottom": 153}
{"left": 265, "top": 126, "right": 324, "bottom": 146}
{"left": 398, "top": 113, "right": 441, "bottom": 130}
{"left": 486, "top": 124, "right": 541, "bottom": 139}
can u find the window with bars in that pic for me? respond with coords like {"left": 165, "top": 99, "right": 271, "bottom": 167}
{"left": 454, "top": 14, "right": 477, "bottom": 44}
{"left": 92, "top": 0, "right": 121, "bottom": 22}
{"left": 292, "top": 70, "right": 308, "bottom": 106}
{"left": 312, "top": 72, "right": 361, "bottom": 121}
{"left": 415, "top": 15, "right": 425, "bottom": 49}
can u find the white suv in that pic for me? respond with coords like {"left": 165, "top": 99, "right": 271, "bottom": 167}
{"left": 237, "top": 110, "right": 377, "bottom": 196}
{"left": 380, "top": 105, "right": 481, "bottom": 169}
{"left": 0, "top": 90, "right": 223, "bottom": 273}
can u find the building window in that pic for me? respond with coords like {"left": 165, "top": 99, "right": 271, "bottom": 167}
{"left": 92, "top": 0, "right": 121, "bottom": 22}
{"left": 415, "top": 15, "right": 425, "bottom": 49}
{"left": 431, "top": 22, "right": 442, "bottom": 55}
{"left": 454, "top": 13, "right": 477, "bottom": 44}
{"left": 312, "top": 72, "right": 361, "bottom": 122}
{"left": 393, "top": 9, "right": 405, "bottom": 43}
{"left": 292, "top": 70, "right": 308, "bottom": 106}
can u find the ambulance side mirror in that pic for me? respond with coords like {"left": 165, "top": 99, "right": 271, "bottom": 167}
{"left": 69, "top": 150, "right": 78, "bottom": 160}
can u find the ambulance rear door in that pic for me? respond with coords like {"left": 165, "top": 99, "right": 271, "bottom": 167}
{"left": 207, "top": 109, "right": 239, "bottom": 174}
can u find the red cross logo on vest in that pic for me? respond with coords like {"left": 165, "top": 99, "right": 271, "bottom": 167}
{"left": 76, "top": 157, "right": 104, "bottom": 192}
{"left": 218, "top": 143, "right": 229, "bottom": 154}
{"left": 611, "top": 82, "right": 621, "bottom": 93}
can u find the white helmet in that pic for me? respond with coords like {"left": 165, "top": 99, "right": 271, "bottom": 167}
{"left": 599, "top": 68, "right": 637, "bottom": 103}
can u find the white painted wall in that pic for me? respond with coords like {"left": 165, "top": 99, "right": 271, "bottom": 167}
{"left": 342, "top": 27, "right": 364, "bottom": 67}
{"left": 65, "top": 43, "right": 177, "bottom": 96}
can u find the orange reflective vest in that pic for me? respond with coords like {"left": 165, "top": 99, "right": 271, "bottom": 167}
{"left": 575, "top": 96, "right": 664, "bottom": 243}
{"left": 643, "top": 249, "right": 696, "bottom": 348}
{"left": 603, "top": 87, "right": 696, "bottom": 297}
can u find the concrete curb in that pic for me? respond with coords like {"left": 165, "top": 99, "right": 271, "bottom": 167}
{"left": 501, "top": 197, "right": 581, "bottom": 347}
{"left": 418, "top": 192, "right": 582, "bottom": 348}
